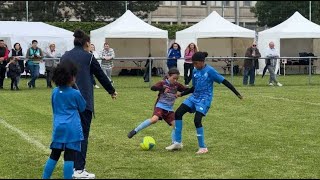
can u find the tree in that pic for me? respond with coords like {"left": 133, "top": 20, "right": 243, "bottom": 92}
{"left": 0, "top": 1, "right": 71, "bottom": 21}
{"left": 251, "top": 1, "right": 320, "bottom": 27}
{"left": 0, "top": 1, "right": 160, "bottom": 22}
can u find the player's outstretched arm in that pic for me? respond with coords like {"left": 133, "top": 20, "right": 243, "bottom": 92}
{"left": 90, "top": 56, "right": 116, "bottom": 98}
{"left": 180, "top": 86, "right": 194, "bottom": 97}
{"left": 221, "top": 79, "right": 243, "bottom": 99}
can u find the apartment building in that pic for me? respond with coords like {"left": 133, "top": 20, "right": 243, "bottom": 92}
{"left": 149, "top": 1, "right": 258, "bottom": 30}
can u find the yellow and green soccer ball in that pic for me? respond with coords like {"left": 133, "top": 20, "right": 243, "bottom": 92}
{"left": 140, "top": 136, "right": 156, "bottom": 150}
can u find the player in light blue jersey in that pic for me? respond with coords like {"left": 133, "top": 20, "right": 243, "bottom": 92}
{"left": 166, "top": 51, "right": 243, "bottom": 154}
{"left": 42, "top": 61, "right": 86, "bottom": 179}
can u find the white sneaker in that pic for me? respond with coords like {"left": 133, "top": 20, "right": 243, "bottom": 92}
{"left": 94, "top": 85, "right": 100, "bottom": 89}
{"left": 165, "top": 142, "right": 183, "bottom": 151}
{"left": 277, "top": 82, "right": 283, "bottom": 87}
{"left": 73, "top": 169, "right": 95, "bottom": 179}
{"left": 268, "top": 83, "right": 274, "bottom": 86}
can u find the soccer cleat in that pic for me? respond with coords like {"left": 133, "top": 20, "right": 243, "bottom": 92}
{"left": 165, "top": 142, "right": 183, "bottom": 151}
{"left": 94, "top": 85, "right": 100, "bottom": 89}
{"left": 72, "top": 169, "right": 95, "bottom": 179}
{"left": 196, "top": 148, "right": 208, "bottom": 154}
{"left": 268, "top": 83, "right": 274, "bottom": 86}
{"left": 277, "top": 82, "right": 283, "bottom": 87}
{"left": 127, "top": 130, "right": 137, "bottom": 139}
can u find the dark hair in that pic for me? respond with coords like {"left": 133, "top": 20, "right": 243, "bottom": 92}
{"left": 168, "top": 68, "right": 180, "bottom": 76}
{"left": 8, "top": 56, "right": 14, "bottom": 61}
{"left": 52, "top": 60, "right": 78, "bottom": 87}
{"left": 192, "top": 51, "right": 208, "bottom": 62}
{"left": 13, "top": 43, "right": 21, "bottom": 50}
{"left": 74, "top": 29, "right": 90, "bottom": 47}
{"left": 169, "top": 42, "right": 181, "bottom": 50}
{"left": 32, "top": 40, "right": 38, "bottom": 44}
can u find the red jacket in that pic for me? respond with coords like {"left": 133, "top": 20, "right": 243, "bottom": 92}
{"left": 0, "top": 47, "right": 9, "bottom": 62}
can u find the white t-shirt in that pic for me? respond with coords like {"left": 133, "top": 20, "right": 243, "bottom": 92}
{"left": 266, "top": 48, "right": 279, "bottom": 66}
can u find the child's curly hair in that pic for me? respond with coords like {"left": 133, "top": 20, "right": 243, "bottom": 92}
{"left": 52, "top": 60, "right": 78, "bottom": 87}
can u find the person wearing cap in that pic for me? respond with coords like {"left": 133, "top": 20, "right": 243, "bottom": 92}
{"left": 243, "top": 42, "right": 261, "bottom": 86}
{"left": 45, "top": 42, "right": 58, "bottom": 88}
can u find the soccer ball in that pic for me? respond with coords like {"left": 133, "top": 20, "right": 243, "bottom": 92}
{"left": 140, "top": 136, "right": 156, "bottom": 151}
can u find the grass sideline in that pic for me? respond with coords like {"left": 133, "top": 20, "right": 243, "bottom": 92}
{"left": 0, "top": 74, "right": 320, "bottom": 178}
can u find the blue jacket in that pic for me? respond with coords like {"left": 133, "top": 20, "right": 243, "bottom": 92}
{"left": 167, "top": 48, "right": 181, "bottom": 63}
{"left": 60, "top": 46, "right": 115, "bottom": 112}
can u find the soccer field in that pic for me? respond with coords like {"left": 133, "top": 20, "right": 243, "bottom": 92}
{"left": 0, "top": 75, "right": 320, "bottom": 178}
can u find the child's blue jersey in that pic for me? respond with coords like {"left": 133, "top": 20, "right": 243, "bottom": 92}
{"left": 191, "top": 64, "right": 225, "bottom": 106}
{"left": 51, "top": 86, "right": 86, "bottom": 144}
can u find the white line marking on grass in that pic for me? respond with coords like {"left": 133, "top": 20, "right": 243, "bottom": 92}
{"left": 0, "top": 117, "right": 50, "bottom": 154}
{"left": 257, "top": 95, "right": 320, "bottom": 106}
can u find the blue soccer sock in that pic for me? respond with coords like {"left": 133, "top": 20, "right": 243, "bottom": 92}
{"left": 174, "top": 120, "right": 183, "bottom": 143}
{"left": 196, "top": 127, "right": 206, "bottom": 148}
{"left": 171, "top": 127, "right": 176, "bottom": 143}
{"left": 42, "top": 158, "right": 58, "bottom": 179}
{"left": 134, "top": 119, "right": 152, "bottom": 133}
{"left": 63, "top": 161, "right": 74, "bottom": 179}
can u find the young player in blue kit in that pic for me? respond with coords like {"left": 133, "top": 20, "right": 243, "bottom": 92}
{"left": 42, "top": 61, "right": 86, "bottom": 179}
{"left": 165, "top": 52, "right": 243, "bottom": 154}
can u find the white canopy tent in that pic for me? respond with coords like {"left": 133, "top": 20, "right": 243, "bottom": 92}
{"left": 258, "top": 11, "right": 320, "bottom": 74}
{"left": 176, "top": 11, "right": 255, "bottom": 75}
{"left": 0, "top": 21, "right": 74, "bottom": 74}
{"left": 90, "top": 10, "right": 168, "bottom": 75}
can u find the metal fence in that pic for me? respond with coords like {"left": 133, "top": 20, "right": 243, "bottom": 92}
{"left": 16, "top": 56, "right": 319, "bottom": 87}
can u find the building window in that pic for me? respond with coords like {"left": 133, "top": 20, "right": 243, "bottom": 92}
{"left": 243, "top": 1, "right": 251, "bottom": 6}
{"left": 181, "top": 1, "right": 187, "bottom": 5}
{"left": 201, "top": 1, "right": 207, "bottom": 5}
{"left": 223, "top": 1, "right": 230, "bottom": 6}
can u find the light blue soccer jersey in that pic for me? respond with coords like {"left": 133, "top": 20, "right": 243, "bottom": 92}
{"left": 51, "top": 86, "right": 86, "bottom": 144}
{"left": 191, "top": 64, "right": 225, "bottom": 105}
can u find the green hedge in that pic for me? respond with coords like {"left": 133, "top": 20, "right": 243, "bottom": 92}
{"left": 46, "top": 22, "right": 191, "bottom": 39}
{"left": 47, "top": 22, "right": 108, "bottom": 35}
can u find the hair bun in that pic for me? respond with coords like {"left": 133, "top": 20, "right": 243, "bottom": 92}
{"left": 73, "top": 29, "right": 85, "bottom": 38}
{"left": 202, "top": 52, "right": 208, "bottom": 57}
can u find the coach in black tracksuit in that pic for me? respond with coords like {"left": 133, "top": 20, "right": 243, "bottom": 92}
{"left": 60, "top": 29, "right": 117, "bottom": 178}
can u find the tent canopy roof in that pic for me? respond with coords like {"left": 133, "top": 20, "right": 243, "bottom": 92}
{"left": 176, "top": 11, "right": 255, "bottom": 38}
{"left": 0, "top": 21, "right": 73, "bottom": 37}
{"left": 259, "top": 11, "right": 320, "bottom": 37}
{"left": 90, "top": 10, "right": 168, "bottom": 38}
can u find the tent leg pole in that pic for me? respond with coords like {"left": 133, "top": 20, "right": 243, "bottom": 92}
{"left": 309, "top": 57, "right": 311, "bottom": 85}
{"left": 231, "top": 58, "right": 234, "bottom": 83}
{"left": 149, "top": 58, "right": 153, "bottom": 88}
